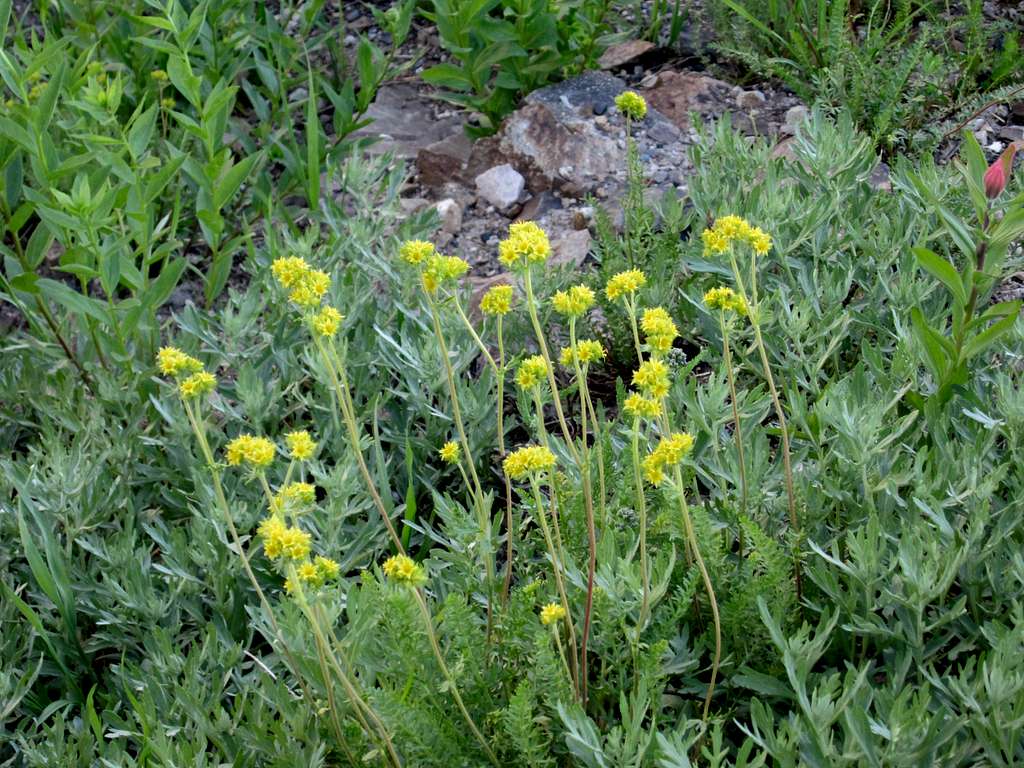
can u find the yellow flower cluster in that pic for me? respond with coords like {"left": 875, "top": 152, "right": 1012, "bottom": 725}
{"left": 158, "top": 346, "right": 203, "bottom": 377}
{"left": 258, "top": 516, "right": 312, "bottom": 559}
{"left": 559, "top": 340, "right": 606, "bottom": 367}
{"left": 605, "top": 269, "right": 647, "bottom": 300}
{"left": 285, "top": 430, "right": 317, "bottom": 460}
{"left": 480, "top": 284, "right": 514, "bottom": 316}
{"left": 552, "top": 284, "right": 595, "bottom": 317}
{"left": 504, "top": 445, "right": 557, "bottom": 481}
{"left": 273, "top": 482, "right": 317, "bottom": 512}
{"left": 540, "top": 602, "right": 566, "bottom": 626}
{"left": 226, "top": 434, "right": 276, "bottom": 468}
{"left": 420, "top": 253, "right": 468, "bottom": 293}
{"left": 632, "top": 359, "right": 670, "bottom": 399}
{"left": 400, "top": 240, "right": 436, "bottom": 266}
{"left": 615, "top": 90, "right": 647, "bottom": 120}
{"left": 312, "top": 306, "right": 343, "bottom": 337}
{"left": 640, "top": 307, "right": 678, "bottom": 355}
{"left": 641, "top": 432, "right": 694, "bottom": 485}
{"left": 701, "top": 215, "right": 772, "bottom": 257}
{"left": 703, "top": 286, "right": 748, "bottom": 315}
{"left": 179, "top": 371, "right": 216, "bottom": 399}
{"left": 439, "top": 441, "right": 461, "bottom": 464}
{"left": 498, "top": 221, "right": 551, "bottom": 269}
{"left": 383, "top": 554, "right": 427, "bottom": 587}
{"left": 284, "top": 555, "right": 341, "bottom": 594}
{"left": 271, "top": 256, "right": 332, "bottom": 308}
{"left": 516, "top": 355, "right": 549, "bottom": 390}
{"left": 623, "top": 392, "right": 662, "bottom": 420}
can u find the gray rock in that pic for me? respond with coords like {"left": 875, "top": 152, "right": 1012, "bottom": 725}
{"left": 351, "top": 84, "right": 465, "bottom": 159}
{"left": 475, "top": 164, "right": 525, "bottom": 211}
{"left": 646, "top": 120, "right": 681, "bottom": 144}
{"left": 736, "top": 90, "right": 767, "bottom": 110}
{"left": 783, "top": 105, "right": 810, "bottom": 134}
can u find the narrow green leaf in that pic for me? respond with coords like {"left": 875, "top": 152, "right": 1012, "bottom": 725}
{"left": 912, "top": 247, "right": 967, "bottom": 306}
{"left": 963, "top": 309, "right": 1020, "bottom": 361}
{"left": 306, "top": 70, "right": 320, "bottom": 210}
{"left": 37, "top": 278, "right": 109, "bottom": 323}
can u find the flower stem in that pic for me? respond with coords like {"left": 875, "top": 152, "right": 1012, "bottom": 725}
{"left": 426, "top": 296, "right": 496, "bottom": 609}
{"left": 412, "top": 589, "right": 499, "bottom": 766}
{"left": 672, "top": 467, "right": 721, "bottom": 722}
{"left": 720, "top": 314, "right": 747, "bottom": 557}
{"left": 314, "top": 337, "right": 405, "bottom": 554}
{"left": 529, "top": 477, "right": 580, "bottom": 697}
{"left": 524, "top": 269, "right": 579, "bottom": 465}
{"left": 631, "top": 417, "right": 651, "bottom": 631}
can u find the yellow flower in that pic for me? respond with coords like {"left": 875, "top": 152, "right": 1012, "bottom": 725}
{"left": 276, "top": 482, "right": 316, "bottom": 509}
{"left": 700, "top": 215, "right": 772, "bottom": 257}
{"left": 640, "top": 307, "right": 678, "bottom": 355}
{"left": 503, "top": 445, "right": 557, "bottom": 481}
{"left": 615, "top": 90, "right": 647, "bottom": 120}
{"left": 279, "top": 526, "right": 312, "bottom": 559}
{"left": 421, "top": 253, "right": 469, "bottom": 294}
{"left": 498, "top": 221, "right": 551, "bottom": 268}
{"left": 560, "top": 340, "right": 606, "bottom": 368}
{"left": 439, "top": 441, "right": 461, "bottom": 464}
{"left": 540, "top": 602, "right": 566, "bottom": 626}
{"left": 632, "top": 359, "right": 670, "bottom": 399}
{"left": 151, "top": 69, "right": 168, "bottom": 82}
{"left": 703, "top": 286, "right": 736, "bottom": 311}
{"left": 312, "top": 306, "right": 343, "bottom": 337}
{"left": 283, "top": 577, "right": 300, "bottom": 594}
{"left": 271, "top": 256, "right": 310, "bottom": 289}
{"left": 288, "top": 269, "right": 331, "bottom": 308}
{"left": 157, "top": 346, "right": 203, "bottom": 377}
{"left": 226, "top": 434, "right": 276, "bottom": 468}
{"left": 297, "top": 561, "right": 320, "bottom": 583}
{"left": 749, "top": 227, "right": 772, "bottom": 255}
{"left": 258, "top": 516, "right": 288, "bottom": 558}
{"left": 643, "top": 432, "right": 695, "bottom": 485}
{"left": 382, "top": 554, "right": 427, "bottom": 587}
{"left": 315, "top": 556, "right": 340, "bottom": 581}
{"left": 160, "top": 97, "right": 175, "bottom": 109}
{"left": 605, "top": 269, "right": 647, "bottom": 300}
{"left": 551, "top": 284, "right": 595, "bottom": 317}
{"left": 286, "top": 430, "right": 317, "bottom": 461}
{"left": 480, "top": 284, "right": 514, "bottom": 316}
{"left": 622, "top": 392, "right": 662, "bottom": 420}
{"left": 178, "top": 371, "right": 216, "bottom": 399}
{"left": 400, "top": 239, "right": 436, "bottom": 266}
{"left": 516, "top": 355, "right": 549, "bottom": 390}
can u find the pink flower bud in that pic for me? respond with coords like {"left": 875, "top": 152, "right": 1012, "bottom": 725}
{"left": 983, "top": 142, "right": 1019, "bottom": 200}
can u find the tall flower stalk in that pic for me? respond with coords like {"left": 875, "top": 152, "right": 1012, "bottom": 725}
{"left": 159, "top": 348, "right": 401, "bottom": 766}
{"left": 702, "top": 218, "right": 802, "bottom": 601}
{"left": 704, "top": 287, "right": 750, "bottom": 554}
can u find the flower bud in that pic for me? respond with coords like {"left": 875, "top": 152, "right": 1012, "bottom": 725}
{"left": 983, "top": 142, "right": 1019, "bottom": 200}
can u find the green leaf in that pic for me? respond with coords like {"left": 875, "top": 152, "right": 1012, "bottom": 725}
{"left": 204, "top": 248, "right": 232, "bottom": 305}
{"left": 421, "top": 63, "right": 474, "bottom": 91}
{"left": 127, "top": 104, "right": 158, "bottom": 161}
{"left": 142, "top": 257, "right": 187, "bottom": 311}
{"left": 9, "top": 272, "right": 39, "bottom": 293}
{"left": 912, "top": 247, "right": 967, "bottom": 307}
{"left": 213, "top": 153, "right": 259, "bottom": 211}
{"left": 167, "top": 52, "right": 201, "bottom": 107}
{"left": 963, "top": 308, "right": 1020, "bottom": 361}
{"left": 37, "top": 277, "right": 109, "bottom": 323}
{"left": 910, "top": 306, "right": 949, "bottom": 380}
{"left": 33, "top": 62, "right": 64, "bottom": 134}
{"left": 3, "top": 149, "right": 22, "bottom": 211}
{"left": 934, "top": 204, "right": 976, "bottom": 261}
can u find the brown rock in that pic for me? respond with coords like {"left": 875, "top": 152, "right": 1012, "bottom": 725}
{"left": 550, "top": 229, "right": 591, "bottom": 268}
{"left": 598, "top": 40, "right": 655, "bottom": 70}
{"left": 417, "top": 132, "right": 474, "bottom": 186}
{"left": 644, "top": 71, "right": 735, "bottom": 130}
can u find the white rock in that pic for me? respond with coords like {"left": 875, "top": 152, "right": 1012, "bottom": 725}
{"left": 474, "top": 164, "right": 525, "bottom": 211}
{"left": 434, "top": 198, "right": 462, "bottom": 234}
